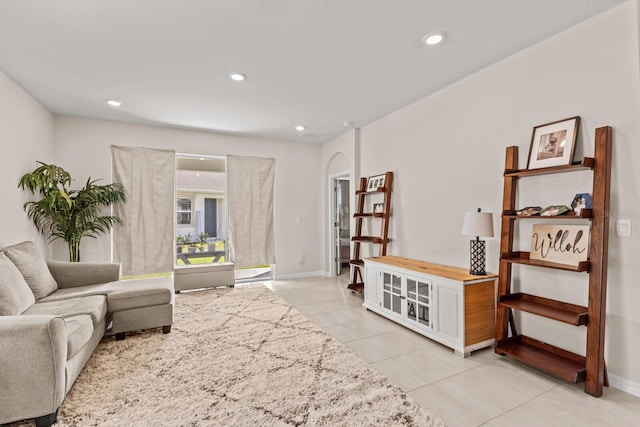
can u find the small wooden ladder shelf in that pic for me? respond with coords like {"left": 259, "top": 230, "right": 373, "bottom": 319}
{"left": 347, "top": 171, "right": 393, "bottom": 293}
{"left": 495, "top": 126, "right": 611, "bottom": 397}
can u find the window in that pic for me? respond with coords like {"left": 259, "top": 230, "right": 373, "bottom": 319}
{"left": 176, "top": 197, "right": 192, "bottom": 225}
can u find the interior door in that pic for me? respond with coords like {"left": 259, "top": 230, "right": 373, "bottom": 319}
{"left": 334, "top": 178, "right": 350, "bottom": 275}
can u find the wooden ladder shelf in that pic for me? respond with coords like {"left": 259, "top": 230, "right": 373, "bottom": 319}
{"left": 495, "top": 126, "right": 611, "bottom": 397}
{"left": 347, "top": 171, "right": 393, "bottom": 293}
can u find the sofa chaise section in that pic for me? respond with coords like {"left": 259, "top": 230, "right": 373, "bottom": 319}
{"left": 0, "top": 241, "right": 174, "bottom": 426}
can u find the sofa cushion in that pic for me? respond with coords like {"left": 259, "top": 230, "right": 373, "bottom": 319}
{"left": 23, "top": 295, "right": 107, "bottom": 326}
{"left": 64, "top": 315, "right": 94, "bottom": 360}
{"left": 0, "top": 252, "right": 36, "bottom": 315}
{"left": 37, "top": 281, "right": 122, "bottom": 303}
{"left": 3, "top": 241, "right": 58, "bottom": 300}
{"left": 107, "top": 277, "right": 173, "bottom": 312}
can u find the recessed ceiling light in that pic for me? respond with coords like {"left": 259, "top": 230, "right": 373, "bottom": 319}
{"left": 343, "top": 121, "right": 354, "bottom": 128}
{"left": 106, "top": 99, "right": 122, "bottom": 107}
{"left": 295, "top": 125, "right": 305, "bottom": 132}
{"left": 229, "top": 72, "right": 246, "bottom": 81}
{"left": 199, "top": 157, "right": 206, "bottom": 161}
{"left": 423, "top": 32, "right": 446, "bottom": 46}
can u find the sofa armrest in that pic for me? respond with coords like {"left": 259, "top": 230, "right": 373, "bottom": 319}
{"left": 47, "top": 260, "right": 121, "bottom": 289}
{"left": 0, "top": 315, "right": 67, "bottom": 424}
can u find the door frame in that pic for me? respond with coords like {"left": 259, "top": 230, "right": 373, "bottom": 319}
{"left": 328, "top": 171, "right": 350, "bottom": 277}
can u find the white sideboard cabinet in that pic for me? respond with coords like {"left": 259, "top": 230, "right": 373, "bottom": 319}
{"left": 363, "top": 256, "right": 498, "bottom": 357}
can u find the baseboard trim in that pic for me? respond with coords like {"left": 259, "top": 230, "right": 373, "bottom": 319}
{"left": 609, "top": 372, "right": 640, "bottom": 397}
{"left": 274, "top": 271, "right": 328, "bottom": 280}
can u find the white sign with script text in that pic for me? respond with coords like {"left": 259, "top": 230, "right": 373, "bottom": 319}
{"left": 530, "top": 224, "right": 590, "bottom": 266}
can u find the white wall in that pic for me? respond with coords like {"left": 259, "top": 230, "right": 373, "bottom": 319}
{"left": 53, "top": 117, "right": 323, "bottom": 278}
{"left": 322, "top": 0, "right": 640, "bottom": 390}
{"left": 0, "top": 71, "right": 54, "bottom": 252}
{"left": 321, "top": 129, "right": 359, "bottom": 275}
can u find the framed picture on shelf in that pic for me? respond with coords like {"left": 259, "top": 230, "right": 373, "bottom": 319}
{"left": 540, "top": 205, "right": 570, "bottom": 216}
{"left": 516, "top": 206, "right": 542, "bottom": 216}
{"left": 367, "top": 174, "right": 386, "bottom": 192}
{"left": 571, "top": 193, "right": 592, "bottom": 215}
{"left": 373, "top": 203, "right": 384, "bottom": 214}
{"left": 527, "top": 116, "right": 580, "bottom": 170}
{"left": 530, "top": 224, "right": 590, "bottom": 266}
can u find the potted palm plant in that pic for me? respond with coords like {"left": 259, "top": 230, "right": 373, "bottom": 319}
{"left": 18, "top": 162, "right": 127, "bottom": 262}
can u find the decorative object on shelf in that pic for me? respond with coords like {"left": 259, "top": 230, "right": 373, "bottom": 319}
{"left": 530, "top": 224, "right": 590, "bottom": 266}
{"left": 373, "top": 203, "right": 384, "bottom": 214}
{"left": 571, "top": 193, "right": 592, "bottom": 215}
{"left": 527, "top": 116, "right": 580, "bottom": 170}
{"left": 462, "top": 208, "right": 494, "bottom": 275}
{"left": 516, "top": 206, "right": 542, "bottom": 216}
{"left": 18, "top": 162, "right": 128, "bottom": 262}
{"left": 366, "top": 173, "right": 386, "bottom": 192}
{"left": 540, "top": 205, "right": 570, "bottom": 216}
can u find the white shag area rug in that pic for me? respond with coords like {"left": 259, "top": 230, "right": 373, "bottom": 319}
{"left": 54, "top": 284, "right": 444, "bottom": 426}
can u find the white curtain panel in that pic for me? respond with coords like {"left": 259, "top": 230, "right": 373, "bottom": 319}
{"left": 227, "top": 155, "right": 276, "bottom": 268}
{"left": 111, "top": 146, "right": 175, "bottom": 276}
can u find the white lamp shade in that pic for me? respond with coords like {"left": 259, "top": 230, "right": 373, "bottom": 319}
{"left": 462, "top": 211, "right": 494, "bottom": 238}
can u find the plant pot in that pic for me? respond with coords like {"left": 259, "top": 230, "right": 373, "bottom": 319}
{"left": 207, "top": 243, "right": 216, "bottom": 252}
{"left": 176, "top": 246, "right": 183, "bottom": 253}
{"left": 188, "top": 247, "right": 196, "bottom": 253}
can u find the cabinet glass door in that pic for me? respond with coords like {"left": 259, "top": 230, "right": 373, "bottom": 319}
{"left": 382, "top": 272, "right": 402, "bottom": 315}
{"left": 406, "top": 277, "right": 432, "bottom": 330}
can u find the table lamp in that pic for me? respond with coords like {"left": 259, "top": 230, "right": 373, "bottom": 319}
{"left": 462, "top": 208, "right": 494, "bottom": 275}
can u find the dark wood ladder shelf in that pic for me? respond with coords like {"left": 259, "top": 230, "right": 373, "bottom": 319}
{"left": 348, "top": 171, "right": 393, "bottom": 293}
{"left": 495, "top": 126, "right": 611, "bottom": 397}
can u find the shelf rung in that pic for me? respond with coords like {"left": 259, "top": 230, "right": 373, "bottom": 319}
{"left": 347, "top": 282, "right": 364, "bottom": 293}
{"left": 495, "top": 335, "right": 586, "bottom": 383}
{"left": 352, "top": 236, "right": 387, "bottom": 244}
{"left": 350, "top": 259, "right": 364, "bottom": 267}
{"left": 501, "top": 252, "right": 590, "bottom": 272}
{"left": 356, "top": 188, "right": 387, "bottom": 195}
{"left": 498, "top": 293, "right": 588, "bottom": 325}
{"left": 503, "top": 159, "right": 593, "bottom": 177}
{"left": 502, "top": 209, "right": 592, "bottom": 219}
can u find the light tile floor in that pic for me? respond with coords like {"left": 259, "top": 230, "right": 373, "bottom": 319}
{"left": 264, "top": 274, "right": 640, "bottom": 427}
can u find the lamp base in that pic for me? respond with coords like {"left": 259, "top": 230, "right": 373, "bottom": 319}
{"left": 469, "top": 239, "right": 486, "bottom": 276}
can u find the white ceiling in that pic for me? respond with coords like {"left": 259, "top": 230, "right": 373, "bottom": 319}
{"left": 0, "top": 0, "right": 625, "bottom": 143}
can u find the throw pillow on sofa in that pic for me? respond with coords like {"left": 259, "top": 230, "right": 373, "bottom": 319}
{"left": 3, "top": 241, "right": 58, "bottom": 300}
{"left": 0, "top": 252, "right": 36, "bottom": 315}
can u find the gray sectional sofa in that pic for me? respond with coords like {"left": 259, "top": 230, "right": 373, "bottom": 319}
{"left": 0, "top": 241, "right": 174, "bottom": 427}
